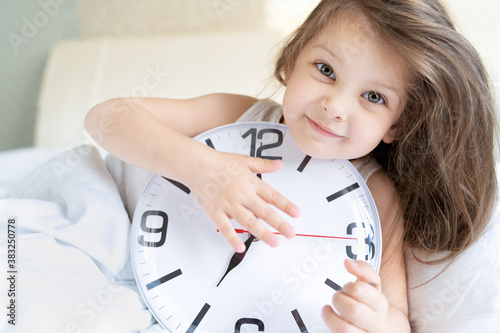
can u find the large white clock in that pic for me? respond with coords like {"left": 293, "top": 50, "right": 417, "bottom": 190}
{"left": 131, "top": 122, "right": 382, "bottom": 333}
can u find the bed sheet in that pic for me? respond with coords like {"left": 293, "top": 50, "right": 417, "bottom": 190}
{"left": 0, "top": 147, "right": 64, "bottom": 198}
{"left": 1, "top": 145, "right": 500, "bottom": 332}
{"left": 0, "top": 145, "right": 158, "bottom": 332}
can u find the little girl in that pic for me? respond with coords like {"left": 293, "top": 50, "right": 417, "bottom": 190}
{"left": 85, "top": 0, "right": 497, "bottom": 331}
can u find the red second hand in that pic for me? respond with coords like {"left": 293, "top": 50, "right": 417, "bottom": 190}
{"left": 217, "top": 228, "right": 357, "bottom": 241}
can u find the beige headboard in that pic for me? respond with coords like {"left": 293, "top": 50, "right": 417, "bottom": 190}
{"left": 35, "top": 31, "right": 285, "bottom": 148}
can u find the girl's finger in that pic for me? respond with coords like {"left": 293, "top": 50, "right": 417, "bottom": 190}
{"left": 229, "top": 205, "right": 281, "bottom": 248}
{"left": 242, "top": 156, "right": 301, "bottom": 219}
{"left": 257, "top": 181, "right": 301, "bottom": 219}
{"left": 246, "top": 156, "right": 283, "bottom": 174}
{"left": 248, "top": 197, "right": 296, "bottom": 239}
{"left": 341, "top": 280, "right": 388, "bottom": 314}
{"left": 332, "top": 290, "right": 378, "bottom": 331}
{"left": 344, "top": 259, "right": 382, "bottom": 291}
{"left": 321, "top": 305, "right": 365, "bottom": 333}
{"left": 210, "top": 211, "right": 246, "bottom": 252}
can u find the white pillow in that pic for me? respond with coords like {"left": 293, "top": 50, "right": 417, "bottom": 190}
{"left": 104, "top": 153, "right": 153, "bottom": 219}
{"left": 406, "top": 199, "right": 500, "bottom": 332}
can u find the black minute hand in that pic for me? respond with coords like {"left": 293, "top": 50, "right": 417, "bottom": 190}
{"left": 216, "top": 234, "right": 256, "bottom": 287}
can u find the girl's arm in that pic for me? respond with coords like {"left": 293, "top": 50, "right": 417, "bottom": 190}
{"left": 85, "top": 94, "right": 254, "bottom": 174}
{"left": 322, "top": 170, "right": 410, "bottom": 332}
{"left": 369, "top": 170, "right": 409, "bottom": 331}
{"left": 84, "top": 93, "right": 299, "bottom": 252}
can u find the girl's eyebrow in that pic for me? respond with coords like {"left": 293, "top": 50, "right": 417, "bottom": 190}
{"left": 370, "top": 80, "right": 402, "bottom": 99}
{"left": 311, "top": 44, "right": 343, "bottom": 64}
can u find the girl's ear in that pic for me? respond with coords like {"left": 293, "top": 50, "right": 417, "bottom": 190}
{"left": 382, "top": 125, "right": 399, "bottom": 144}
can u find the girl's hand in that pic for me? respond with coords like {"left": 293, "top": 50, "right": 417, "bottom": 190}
{"left": 322, "top": 260, "right": 389, "bottom": 332}
{"left": 188, "top": 150, "right": 300, "bottom": 252}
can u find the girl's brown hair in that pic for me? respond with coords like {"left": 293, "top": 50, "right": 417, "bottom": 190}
{"left": 276, "top": 0, "right": 498, "bottom": 262}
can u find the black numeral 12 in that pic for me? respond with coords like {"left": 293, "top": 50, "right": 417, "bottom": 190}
{"left": 241, "top": 128, "right": 283, "bottom": 160}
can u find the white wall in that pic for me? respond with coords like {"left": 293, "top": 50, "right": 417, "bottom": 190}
{"left": 442, "top": 0, "right": 500, "bottom": 105}
{"left": 0, "top": 0, "right": 79, "bottom": 151}
{"left": 1, "top": 0, "right": 498, "bottom": 151}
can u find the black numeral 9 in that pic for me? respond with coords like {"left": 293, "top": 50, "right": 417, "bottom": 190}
{"left": 138, "top": 210, "right": 168, "bottom": 247}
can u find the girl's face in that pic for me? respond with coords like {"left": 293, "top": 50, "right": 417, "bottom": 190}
{"left": 282, "top": 16, "right": 407, "bottom": 159}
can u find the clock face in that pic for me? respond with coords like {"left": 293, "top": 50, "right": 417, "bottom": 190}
{"left": 131, "top": 122, "right": 381, "bottom": 333}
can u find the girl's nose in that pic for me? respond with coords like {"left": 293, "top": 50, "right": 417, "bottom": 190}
{"left": 321, "top": 95, "right": 348, "bottom": 121}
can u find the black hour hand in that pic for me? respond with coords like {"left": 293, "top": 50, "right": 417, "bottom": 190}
{"left": 216, "top": 234, "right": 256, "bottom": 287}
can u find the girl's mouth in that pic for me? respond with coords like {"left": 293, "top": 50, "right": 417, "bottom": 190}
{"left": 307, "top": 117, "right": 342, "bottom": 138}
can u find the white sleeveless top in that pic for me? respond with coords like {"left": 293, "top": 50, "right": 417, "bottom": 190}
{"left": 236, "top": 99, "right": 382, "bottom": 182}
{"left": 109, "top": 99, "right": 382, "bottom": 218}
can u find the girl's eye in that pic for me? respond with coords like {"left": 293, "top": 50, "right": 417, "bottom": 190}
{"left": 316, "top": 63, "right": 336, "bottom": 79}
{"left": 363, "top": 91, "right": 385, "bottom": 104}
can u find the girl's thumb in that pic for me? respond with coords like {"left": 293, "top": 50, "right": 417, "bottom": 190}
{"left": 247, "top": 157, "right": 283, "bottom": 174}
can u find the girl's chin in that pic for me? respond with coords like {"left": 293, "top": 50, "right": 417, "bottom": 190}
{"left": 296, "top": 142, "right": 365, "bottom": 160}
{"left": 295, "top": 141, "right": 336, "bottom": 160}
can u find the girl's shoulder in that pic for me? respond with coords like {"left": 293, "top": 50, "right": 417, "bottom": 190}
{"left": 235, "top": 98, "right": 283, "bottom": 123}
{"left": 350, "top": 156, "right": 382, "bottom": 183}
{"left": 349, "top": 156, "right": 401, "bottom": 228}
{"left": 360, "top": 158, "right": 402, "bottom": 231}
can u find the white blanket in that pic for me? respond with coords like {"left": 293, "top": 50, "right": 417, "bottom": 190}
{"left": 1, "top": 145, "right": 500, "bottom": 332}
{"left": 0, "top": 145, "right": 155, "bottom": 332}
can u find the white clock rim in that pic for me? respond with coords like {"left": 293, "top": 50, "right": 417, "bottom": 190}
{"left": 129, "top": 121, "right": 383, "bottom": 331}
